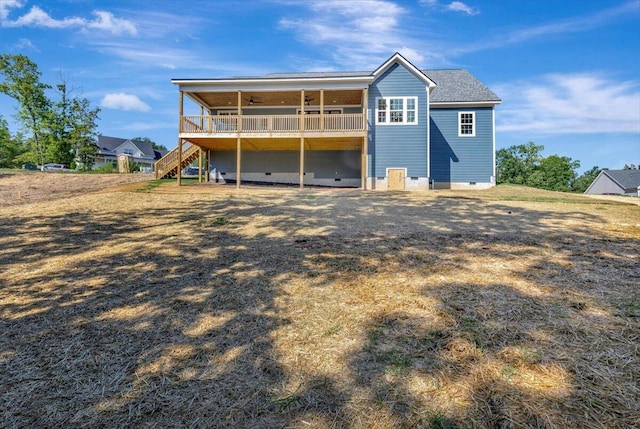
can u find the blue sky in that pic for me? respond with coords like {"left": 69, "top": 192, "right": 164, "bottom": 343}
{"left": 1, "top": 0, "right": 639, "bottom": 172}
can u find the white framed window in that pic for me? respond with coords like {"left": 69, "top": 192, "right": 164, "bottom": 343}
{"left": 375, "top": 96, "right": 418, "bottom": 125}
{"left": 123, "top": 148, "right": 134, "bottom": 155}
{"left": 458, "top": 111, "right": 475, "bottom": 137}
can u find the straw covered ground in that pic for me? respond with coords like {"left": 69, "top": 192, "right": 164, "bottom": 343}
{"left": 1, "top": 176, "right": 639, "bottom": 428}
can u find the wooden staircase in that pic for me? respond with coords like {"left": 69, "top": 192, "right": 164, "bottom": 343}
{"left": 154, "top": 142, "right": 201, "bottom": 179}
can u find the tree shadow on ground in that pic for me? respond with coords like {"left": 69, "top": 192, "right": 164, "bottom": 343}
{"left": 0, "top": 190, "right": 638, "bottom": 427}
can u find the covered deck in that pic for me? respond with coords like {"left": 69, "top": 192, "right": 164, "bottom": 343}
{"left": 171, "top": 75, "right": 373, "bottom": 189}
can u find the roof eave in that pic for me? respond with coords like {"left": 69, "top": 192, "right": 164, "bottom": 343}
{"left": 430, "top": 100, "right": 502, "bottom": 107}
{"left": 172, "top": 75, "right": 375, "bottom": 91}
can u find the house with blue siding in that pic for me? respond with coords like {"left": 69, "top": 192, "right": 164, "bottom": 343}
{"left": 163, "top": 53, "right": 500, "bottom": 190}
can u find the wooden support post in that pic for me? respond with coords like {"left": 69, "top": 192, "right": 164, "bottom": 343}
{"left": 301, "top": 90, "right": 306, "bottom": 189}
{"left": 177, "top": 138, "right": 183, "bottom": 186}
{"left": 320, "top": 89, "right": 324, "bottom": 131}
{"left": 237, "top": 91, "right": 242, "bottom": 131}
{"left": 300, "top": 137, "right": 304, "bottom": 189}
{"left": 236, "top": 138, "right": 241, "bottom": 189}
{"left": 237, "top": 91, "right": 242, "bottom": 189}
{"left": 198, "top": 147, "right": 203, "bottom": 183}
{"left": 179, "top": 91, "right": 184, "bottom": 132}
{"left": 206, "top": 149, "right": 211, "bottom": 182}
{"left": 362, "top": 87, "right": 369, "bottom": 190}
{"left": 300, "top": 90, "right": 305, "bottom": 132}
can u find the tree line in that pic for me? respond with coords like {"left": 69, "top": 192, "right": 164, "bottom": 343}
{"left": 497, "top": 142, "right": 637, "bottom": 194}
{"left": 0, "top": 54, "right": 101, "bottom": 170}
{"left": 0, "top": 54, "right": 167, "bottom": 170}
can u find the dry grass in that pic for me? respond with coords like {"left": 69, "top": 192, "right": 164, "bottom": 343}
{"left": 1, "top": 180, "right": 639, "bottom": 428}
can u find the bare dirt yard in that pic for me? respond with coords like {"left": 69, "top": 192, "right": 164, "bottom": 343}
{"left": 0, "top": 170, "right": 152, "bottom": 206}
{"left": 1, "top": 174, "right": 639, "bottom": 428}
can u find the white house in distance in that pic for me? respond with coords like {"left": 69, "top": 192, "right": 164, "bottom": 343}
{"left": 584, "top": 169, "right": 640, "bottom": 196}
{"left": 94, "top": 136, "right": 167, "bottom": 172}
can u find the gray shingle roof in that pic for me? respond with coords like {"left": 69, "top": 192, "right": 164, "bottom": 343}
{"left": 423, "top": 69, "right": 501, "bottom": 103}
{"left": 264, "top": 71, "right": 371, "bottom": 78}
{"left": 262, "top": 69, "right": 500, "bottom": 103}
{"left": 176, "top": 60, "right": 500, "bottom": 103}
{"left": 604, "top": 169, "right": 640, "bottom": 190}
{"left": 97, "top": 136, "right": 160, "bottom": 159}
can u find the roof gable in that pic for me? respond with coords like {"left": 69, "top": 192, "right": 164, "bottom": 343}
{"left": 372, "top": 52, "right": 436, "bottom": 89}
{"left": 603, "top": 169, "right": 640, "bottom": 190}
{"left": 97, "top": 136, "right": 155, "bottom": 158}
{"left": 97, "top": 135, "right": 126, "bottom": 151}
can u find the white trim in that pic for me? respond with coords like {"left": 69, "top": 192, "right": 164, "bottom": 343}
{"left": 385, "top": 167, "right": 408, "bottom": 176}
{"left": 173, "top": 77, "right": 373, "bottom": 92}
{"left": 375, "top": 96, "right": 418, "bottom": 125}
{"left": 172, "top": 76, "right": 373, "bottom": 85}
{"left": 492, "top": 108, "right": 496, "bottom": 180}
{"left": 372, "top": 52, "right": 436, "bottom": 89}
{"left": 458, "top": 111, "right": 475, "bottom": 137}
{"left": 431, "top": 101, "right": 501, "bottom": 108}
{"left": 218, "top": 110, "right": 237, "bottom": 115}
{"left": 426, "top": 87, "right": 431, "bottom": 181}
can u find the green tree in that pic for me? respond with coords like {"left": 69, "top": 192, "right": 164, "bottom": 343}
{"left": 69, "top": 98, "right": 100, "bottom": 171}
{"left": 46, "top": 82, "right": 74, "bottom": 166}
{"left": 496, "top": 142, "right": 544, "bottom": 184}
{"left": 623, "top": 164, "right": 638, "bottom": 170}
{"left": 0, "top": 54, "right": 52, "bottom": 167}
{"left": 571, "top": 166, "right": 604, "bottom": 193}
{"left": 528, "top": 155, "right": 580, "bottom": 192}
{"left": 0, "top": 115, "right": 27, "bottom": 168}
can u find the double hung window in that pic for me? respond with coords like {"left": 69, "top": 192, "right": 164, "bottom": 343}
{"left": 458, "top": 112, "right": 475, "bottom": 137}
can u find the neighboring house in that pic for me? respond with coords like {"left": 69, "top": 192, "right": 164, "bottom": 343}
{"left": 169, "top": 52, "right": 501, "bottom": 189}
{"left": 94, "top": 136, "right": 167, "bottom": 172}
{"left": 584, "top": 169, "right": 640, "bottom": 196}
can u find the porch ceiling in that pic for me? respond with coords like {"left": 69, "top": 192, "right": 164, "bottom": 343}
{"left": 186, "top": 137, "right": 363, "bottom": 151}
{"left": 191, "top": 89, "right": 364, "bottom": 109}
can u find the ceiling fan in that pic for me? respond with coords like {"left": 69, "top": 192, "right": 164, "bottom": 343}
{"left": 244, "top": 96, "right": 263, "bottom": 105}
{"left": 304, "top": 96, "right": 315, "bottom": 105}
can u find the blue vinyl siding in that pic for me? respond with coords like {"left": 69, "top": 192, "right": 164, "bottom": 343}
{"left": 430, "top": 107, "right": 494, "bottom": 183}
{"left": 211, "top": 150, "right": 360, "bottom": 179}
{"left": 368, "top": 63, "right": 428, "bottom": 177}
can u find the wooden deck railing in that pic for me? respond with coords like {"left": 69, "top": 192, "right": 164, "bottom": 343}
{"left": 180, "top": 113, "right": 365, "bottom": 134}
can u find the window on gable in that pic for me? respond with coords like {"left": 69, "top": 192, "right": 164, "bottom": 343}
{"left": 375, "top": 96, "right": 417, "bottom": 125}
{"left": 459, "top": 112, "right": 475, "bottom": 137}
{"left": 123, "top": 148, "right": 134, "bottom": 155}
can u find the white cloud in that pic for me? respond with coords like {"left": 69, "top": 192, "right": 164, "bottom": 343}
{"left": 1, "top": 5, "right": 137, "bottom": 35}
{"left": 447, "top": 1, "right": 478, "bottom": 15}
{"left": 0, "top": 0, "right": 24, "bottom": 20}
{"left": 101, "top": 93, "right": 150, "bottom": 112}
{"left": 453, "top": 1, "right": 639, "bottom": 55}
{"left": 421, "top": 0, "right": 479, "bottom": 15}
{"left": 15, "top": 37, "right": 36, "bottom": 50}
{"left": 277, "top": 0, "right": 438, "bottom": 69}
{"left": 86, "top": 11, "right": 137, "bottom": 36}
{"left": 7, "top": 6, "right": 84, "bottom": 28}
{"left": 495, "top": 73, "right": 640, "bottom": 135}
